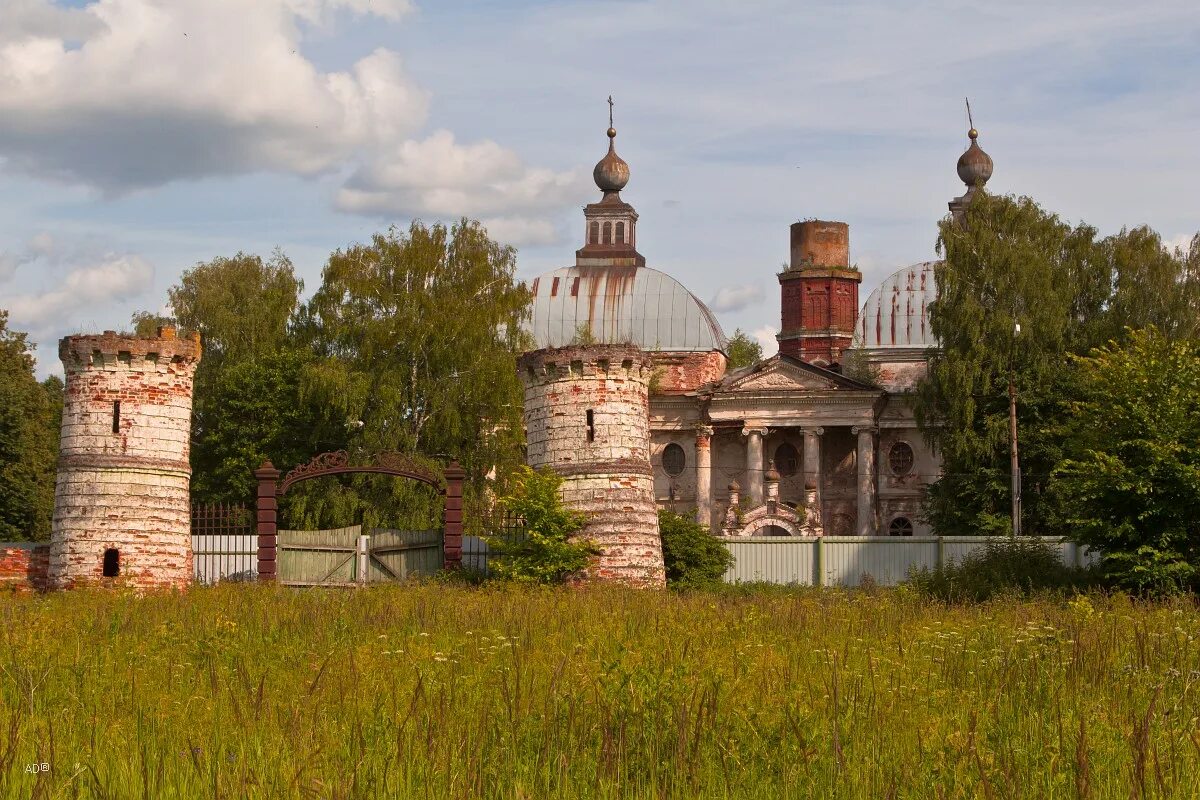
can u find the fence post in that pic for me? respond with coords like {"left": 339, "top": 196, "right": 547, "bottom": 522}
{"left": 255, "top": 461, "right": 281, "bottom": 582}
{"left": 357, "top": 534, "right": 370, "bottom": 585}
{"left": 443, "top": 460, "right": 466, "bottom": 570}
{"left": 815, "top": 537, "right": 824, "bottom": 588}
{"left": 936, "top": 536, "right": 945, "bottom": 570}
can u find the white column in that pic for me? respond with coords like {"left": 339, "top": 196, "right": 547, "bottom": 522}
{"left": 695, "top": 424, "right": 713, "bottom": 529}
{"left": 743, "top": 426, "right": 766, "bottom": 505}
{"left": 803, "top": 427, "right": 823, "bottom": 535}
{"left": 854, "top": 426, "right": 878, "bottom": 536}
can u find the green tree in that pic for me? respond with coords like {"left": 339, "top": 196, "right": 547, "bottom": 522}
{"left": 132, "top": 252, "right": 310, "bottom": 506}
{"left": 189, "top": 348, "right": 333, "bottom": 505}
{"left": 1049, "top": 329, "right": 1200, "bottom": 593}
{"left": 295, "top": 219, "right": 531, "bottom": 527}
{"left": 658, "top": 509, "right": 733, "bottom": 589}
{"left": 485, "top": 466, "right": 596, "bottom": 584}
{"left": 725, "top": 328, "right": 762, "bottom": 370}
{"left": 0, "top": 312, "right": 60, "bottom": 540}
{"left": 916, "top": 193, "right": 1105, "bottom": 535}
{"left": 916, "top": 192, "right": 1198, "bottom": 536}
{"left": 169, "top": 250, "right": 302, "bottom": 366}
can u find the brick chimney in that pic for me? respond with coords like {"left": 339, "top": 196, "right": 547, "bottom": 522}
{"left": 777, "top": 220, "right": 861, "bottom": 367}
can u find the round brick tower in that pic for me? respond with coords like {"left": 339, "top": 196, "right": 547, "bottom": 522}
{"left": 518, "top": 344, "right": 665, "bottom": 587}
{"left": 49, "top": 327, "right": 201, "bottom": 590}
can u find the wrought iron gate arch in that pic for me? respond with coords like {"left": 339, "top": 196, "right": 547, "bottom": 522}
{"left": 253, "top": 450, "right": 466, "bottom": 581}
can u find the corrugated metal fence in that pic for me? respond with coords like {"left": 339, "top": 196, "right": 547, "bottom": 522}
{"left": 720, "top": 536, "right": 1097, "bottom": 587}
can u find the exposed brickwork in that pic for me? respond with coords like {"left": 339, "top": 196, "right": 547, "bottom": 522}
{"left": 49, "top": 328, "right": 200, "bottom": 591}
{"left": 0, "top": 545, "right": 49, "bottom": 592}
{"left": 651, "top": 350, "right": 727, "bottom": 393}
{"left": 778, "top": 221, "right": 862, "bottom": 366}
{"left": 519, "top": 344, "right": 665, "bottom": 587}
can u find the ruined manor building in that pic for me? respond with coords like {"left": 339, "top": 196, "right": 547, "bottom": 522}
{"left": 520, "top": 122, "right": 993, "bottom": 552}
{"left": 49, "top": 327, "right": 201, "bottom": 589}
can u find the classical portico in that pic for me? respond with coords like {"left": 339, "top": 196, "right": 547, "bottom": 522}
{"left": 647, "top": 353, "right": 927, "bottom": 538}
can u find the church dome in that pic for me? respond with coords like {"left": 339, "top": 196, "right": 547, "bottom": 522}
{"left": 593, "top": 128, "right": 630, "bottom": 195}
{"left": 956, "top": 128, "right": 993, "bottom": 189}
{"left": 525, "top": 265, "right": 727, "bottom": 353}
{"left": 857, "top": 261, "right": 938, "bottom": 349}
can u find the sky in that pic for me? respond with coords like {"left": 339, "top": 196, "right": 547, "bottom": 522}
{"left": 1, "top": 0, "right": 1198, "bottom": 377}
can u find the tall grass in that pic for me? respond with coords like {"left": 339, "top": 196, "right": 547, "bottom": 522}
{"left": 1, "top": 584, "right": 1198, "bottom": 798}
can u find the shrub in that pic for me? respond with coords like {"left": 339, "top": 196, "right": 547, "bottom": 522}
{"left": 484, "top": 466, "right": 598, "bottom": 584}
{"left": 905, "top": 537, "right": 1097, "bottom": 602}
{"left": 658, "top": 509, "right": 734, "bottom": 590}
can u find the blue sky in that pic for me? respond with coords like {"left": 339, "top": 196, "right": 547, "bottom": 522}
{"left": 2, "top": 0, "right": 1198, "bottom": 376}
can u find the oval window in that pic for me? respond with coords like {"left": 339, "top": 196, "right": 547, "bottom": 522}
{"left": 662, "top": 443, "right": 686, "bottom": 477}
{"left": 889, "top": 442, "right": 915, "bottom": 476}
{"left": 774, "top": 442, "right": 799, "bottom": 477}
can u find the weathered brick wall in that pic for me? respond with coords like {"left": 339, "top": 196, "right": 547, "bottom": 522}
{"left": 519, "top": 344, "right": 666, "bottom": 587}
{"left": 0, "top": 544, "right": 49, "bottom": 592}
{"left": 49, "top": 328, "right": 200, "bottom": 590}
{"left": 650, "top": 350, "right": 727, "bottom": 393}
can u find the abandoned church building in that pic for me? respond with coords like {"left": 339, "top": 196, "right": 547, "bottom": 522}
{"left": 520, "top": 123, "right": 995, "bottom": 551}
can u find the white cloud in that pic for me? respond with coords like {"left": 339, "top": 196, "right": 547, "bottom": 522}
{"left": 0, "top": 1, "right": 577, "bottom": 245}
{"left": 1165, "top": 233, "right": 1196, "bottom": 255}
{"left": 752, "top": 325, "right": 779, "bottom": 358}
{"left": 0, "top": 2, "right": 429, "bottom": 188}
{"left": 7, "top": 254, "right": 153, "bottom": 328}
{"left": 336, "top": 130, "right": 584, "bottom": 244}
{"left": 708, "top": 283, "right": 765, "bottom": 313}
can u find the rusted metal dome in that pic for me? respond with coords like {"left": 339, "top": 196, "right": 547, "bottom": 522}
{"left": 956, "top": 128, "right": 993, "bottom": 189}
{"left": 857, "top": 261, "right": 939, "bottom": 349}
{"left": 526, "top": 265, "right": 727, "bottom": 353}
{"left": 593, "top": 128, "right": 630, "bottom": 195}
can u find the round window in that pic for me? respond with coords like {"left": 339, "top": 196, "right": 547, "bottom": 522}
{"left": 889, "top": 517, "right": 914, "bottom": 537}
{"left": 888, "top": 442, "right": 915, "bottom": 476}
{"left": 774, "top": 443, "right": 799, "bottom": 477}
{"left": 662, "top": 443, "right": 686, "bottom": 477}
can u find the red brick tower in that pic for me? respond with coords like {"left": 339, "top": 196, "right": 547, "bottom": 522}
{"left": 776, "top": 220, "right": 862, "bottom": 367}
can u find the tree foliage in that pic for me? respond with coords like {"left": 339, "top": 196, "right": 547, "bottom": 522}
{"left": 292, "top": 219, "right": 530, "bottom": 528}
{"left": 916, "top": 192, "right": 1199, "bottom": 536}
{"left": 0, "top": 311, "right": 61, "bottom": 540}
{"left": 485, "top": 466, "right": 596, "bottom": 584}
{"left": 725, "top": 329, "right": 763, "bottom": 370}
{"left": 1050, "top": 329, "right": 1200, "bottom": 593}
{"left": 657, "top": 509, "right": 733, "bottom": 589}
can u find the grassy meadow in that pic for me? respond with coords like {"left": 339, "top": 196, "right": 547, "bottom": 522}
{"left": 1, "top": 583, "right": 1198, "bottom": 799}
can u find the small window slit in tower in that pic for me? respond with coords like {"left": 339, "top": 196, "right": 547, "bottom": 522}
{"left": 112, "top": 400, "right": 121, "bottom": 434}
{"left": 585, "top": 409, "right": 595, "bottom": 443}
{"left": 102, "top": 548, "right": 120, "bottom": 578}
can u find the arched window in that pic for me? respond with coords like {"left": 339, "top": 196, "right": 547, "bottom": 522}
{"left": 103, "top": 548, "right": 120, "bottom": 577}
{"left": 889, "top": 517, "right": 914, "bottom": 537}
{"left": 888, "top": 442, "right": 915, "bottom": 476}
{"left": 602, "top": 221, "right": 612, "bottom": 244}
{"left": 589, "top": 221, "right": 599, "bottom": 244}
{"left": 662, "top": 443, "right": 686, "bottom": 477}
{"left": 615, "top": 221, "right": 625, "bottom": 243}
{"left": 774, "top": 443, "right": 799, "bottom": 477}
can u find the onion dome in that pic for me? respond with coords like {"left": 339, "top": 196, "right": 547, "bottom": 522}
{"left": 593, "top": 127, "right": 630, "bottom": 195}
{"left": 764, "top": 463, "right": 781, "bottom": 482}
{"left": 728, "top": 480, "right": 741, "bottom": 492}
{"left": 956, "top": 128, "right": 993, "bottom": 189}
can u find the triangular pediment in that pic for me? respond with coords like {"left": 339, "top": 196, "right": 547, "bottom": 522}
{"left": 716, "top": 354, "right": 876, "bottom": 394}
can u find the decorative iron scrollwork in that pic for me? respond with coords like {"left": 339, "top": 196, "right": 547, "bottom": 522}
{"left": 278, "top": 449, "right": 441, "bottom": 494}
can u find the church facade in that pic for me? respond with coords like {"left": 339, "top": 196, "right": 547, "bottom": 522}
{"left": 521, "top": 121, "right": 993, "bottom": 547}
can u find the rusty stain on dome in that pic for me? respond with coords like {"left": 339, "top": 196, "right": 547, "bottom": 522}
{"left": 526, "top": 265, "right": 727, "bottom": 353}
{"left": 857, "top": 261, "right": 939, "bottom": 349}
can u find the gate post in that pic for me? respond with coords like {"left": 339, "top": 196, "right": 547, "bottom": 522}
{"left": 443, "top": 460, "right": 466, "bottom": 570}
{"left": 255, "top": 461, "right": 282, "bottom": 581}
